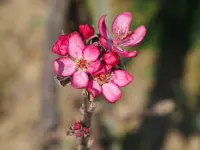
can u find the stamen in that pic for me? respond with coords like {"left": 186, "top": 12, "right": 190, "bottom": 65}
{"left": 95, "top": 73, "right": 111, "bottom": 85}
{"left": 114, "top": 26, "right": 127, "bottom": 40}
{"left": 76, "top": 59, "right": 89, "bottom": 71}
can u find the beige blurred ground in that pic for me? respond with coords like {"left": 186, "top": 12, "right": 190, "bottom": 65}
{"left": 0, "top": 0, "right": 45, "bottom": 150}
{"left": 0, "top": 0, "right": 200, "bottom": 150}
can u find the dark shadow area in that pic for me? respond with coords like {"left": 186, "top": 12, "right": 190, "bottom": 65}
{"left": 122, "top": 0, "right": 200, "bottom": 150}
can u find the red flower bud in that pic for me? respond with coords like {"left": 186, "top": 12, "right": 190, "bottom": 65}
{"left": 73, "top": 122, "right": 82, "bottom": 130}
{"left": 79, "top": 24, "right": 94, "bottom": 39}
{"left": 52, "top": 35, "right": 69, "bottom": 56}
{"left": 102, "top": 52, "right": 120, "bottom": 66}
{"left": 83, "top": 127, "right": 89, "bottom": 134}
{"left": 75, "top": 131, "right": 83, "bottom": 137}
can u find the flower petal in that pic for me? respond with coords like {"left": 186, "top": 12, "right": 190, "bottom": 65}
{"left": 86, "top": 80, "right": 102, "bottom": 98}
{"left": 87, "top": 60, "right": 101, "bottom": 75}
{"left": 112, "top": 12, "right": 132, "bottom": 38}
{"left": 111, "top": 70, "right": 133, "bottom": 87}
{"left": 105, "top": 65, "right": 113, "bottom": 72}
{"left": 99, "top": 37, "right": 113, "bottom": 50}
{"left": 102, "top": 51, "right": 120, "bottom": 66}
{"left": 102, "top": 82, "right": 122, "bottom": 103}
{"left": 68, "top": 32, "right": 84, "bottom": 59}
{"left": 83, "top": 45, "right": 100, "bottom": 61}
{"left": 71, "top": 71, "right": 89, "bottom": 88}
{"left": 54, "top": 57, "right": 76, "bottom": 77}
{"left": 121, "top": 25, "right": 146, "bottom": 46}
{"left": 91, "top": 63, "right": 109, "bottom": 77}
{"left": 98, "top": 15, "right": 109, "bottom": 38}
{"left": 113, "top": 46, "right": 137, "bottom": 58}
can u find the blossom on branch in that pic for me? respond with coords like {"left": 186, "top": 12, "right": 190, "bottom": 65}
{"left": 98, "top": 12, "right": 146, "bottom": 58}
{"left": 54, "top": 32, "right": 100, "bottom": 89}
{"left": 87, "top": 66, "right": 133, "bottom": 103}
{"left": 53, "top": 12, "right": 146, "bottom": 102}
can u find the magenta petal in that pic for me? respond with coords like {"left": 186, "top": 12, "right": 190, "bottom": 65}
{"left": 112, "top": 12, "right": 132, "bottom": 37}
{"left": 83, "top": 45, "right": 100, "bottom": 61}
{"left": 98, "top": 15, "right": 109, "bottom": 38}
{"left": 102, "top": 82, "right": 122, "bottom": 103}
{"left": 91, "top": 63, "right": 108, "bottom": 76}
{"left": 68, "top": 32, "right": 84, "bottom": 59}
{"left": 86, "top": 80, "right": 102, "bottom": 98}
{"left": 87, "top": 60, "right": 101, "bottom": 75}
{"left": 54, "top": 57, "right": 76, "bottom": 77}
{"left": 71, "top": 71, "right": 89, "bottom": 89}
{"left": 113, "top": 46, "right": 137, "bottom": 58}
{"left": 121, "top": 25, "right": 146, "bottom": 46}
{"left": 111, "top": 70, "right": 133, "bottom": 87}
{"left": 105, "top": 65, "right": 113, "bottom": 72}
{"left": 99, "top": 37, "right": 113, "bottom": 50}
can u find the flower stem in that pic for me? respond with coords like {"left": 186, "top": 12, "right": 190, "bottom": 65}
{"left": 77, "top": 91, "right": 96, "bottom": 150}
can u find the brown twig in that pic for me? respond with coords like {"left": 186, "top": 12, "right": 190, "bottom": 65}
{"left": 76, "top": 91, "right": 96, "bottom": 150}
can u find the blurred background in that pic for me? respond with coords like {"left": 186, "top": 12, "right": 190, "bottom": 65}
{"left": 0, "top": 0, "right": 200, "bottom": 150}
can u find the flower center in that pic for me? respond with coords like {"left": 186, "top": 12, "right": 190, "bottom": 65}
{"left": 95, "top": 73, "right": 111, "bottom": 85}
{"left": 114, "top": 26, "right": 127, "bottom": 40}
{"left": 76, "top": 59, "right": 89, "bottom": 71}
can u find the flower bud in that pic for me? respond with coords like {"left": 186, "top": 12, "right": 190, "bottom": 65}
{"left": 73, "top": 122, "right": 82, "bottom": 130}
{"left": 52, "top": 35, "right": 69, "bottom": 56}
{"left": 75, "top": 132, "right": 83, "bottom": 138}
{"left": 83, "top": 127, "right": 89, "bottom": 134}
{"left": 79, "top": 24, "right": 94, "bottom": 39}
{"left": 102, "top": 52, "right": 120, "bottom": 66}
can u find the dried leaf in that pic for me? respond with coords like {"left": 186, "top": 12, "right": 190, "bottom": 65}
{"left": 54, "top": 75, "right": 71, "bottom": 87}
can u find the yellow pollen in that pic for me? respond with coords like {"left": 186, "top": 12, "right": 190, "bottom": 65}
{"left": 99, "top": 74, "right": 107, "bottom": 81}
{"left": 76, "top": 59, "right": 89, "bottom": 70}
{"left": 95, "top": 73, "right": 111, "bottom": 85}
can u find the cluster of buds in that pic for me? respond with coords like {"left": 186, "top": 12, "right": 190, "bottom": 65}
{"left": 66, "top": 121, "right": 90, "bottom": 138}
{"left": 52, "top": 12, "right": 146, "bottom": 103}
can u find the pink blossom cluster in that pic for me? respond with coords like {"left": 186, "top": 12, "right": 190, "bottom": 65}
{"left": 52, "top": 12, "right": 146, "bottom": 103}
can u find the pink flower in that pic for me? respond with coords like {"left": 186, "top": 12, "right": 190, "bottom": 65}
{"left": 52, "top": 35, "right": 69, "bottom": 56}
{"left": 98, "top": 12, "right": 146, "bottom": 58}
{"left": 102, "top": 51, "right": 120, "bottom": 66}
{"left": 54, "top": 32, "right": 100, "bottom": 89}
{"left": 79, "top": 24, "right": 94, "bottom": 39}
{"left": 86, "top": 68, "right": 133, "bottom": 103}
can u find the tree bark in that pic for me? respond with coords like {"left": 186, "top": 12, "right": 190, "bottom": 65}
{"left": 41, "top": 0, "right": 90, "bottom": 150}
